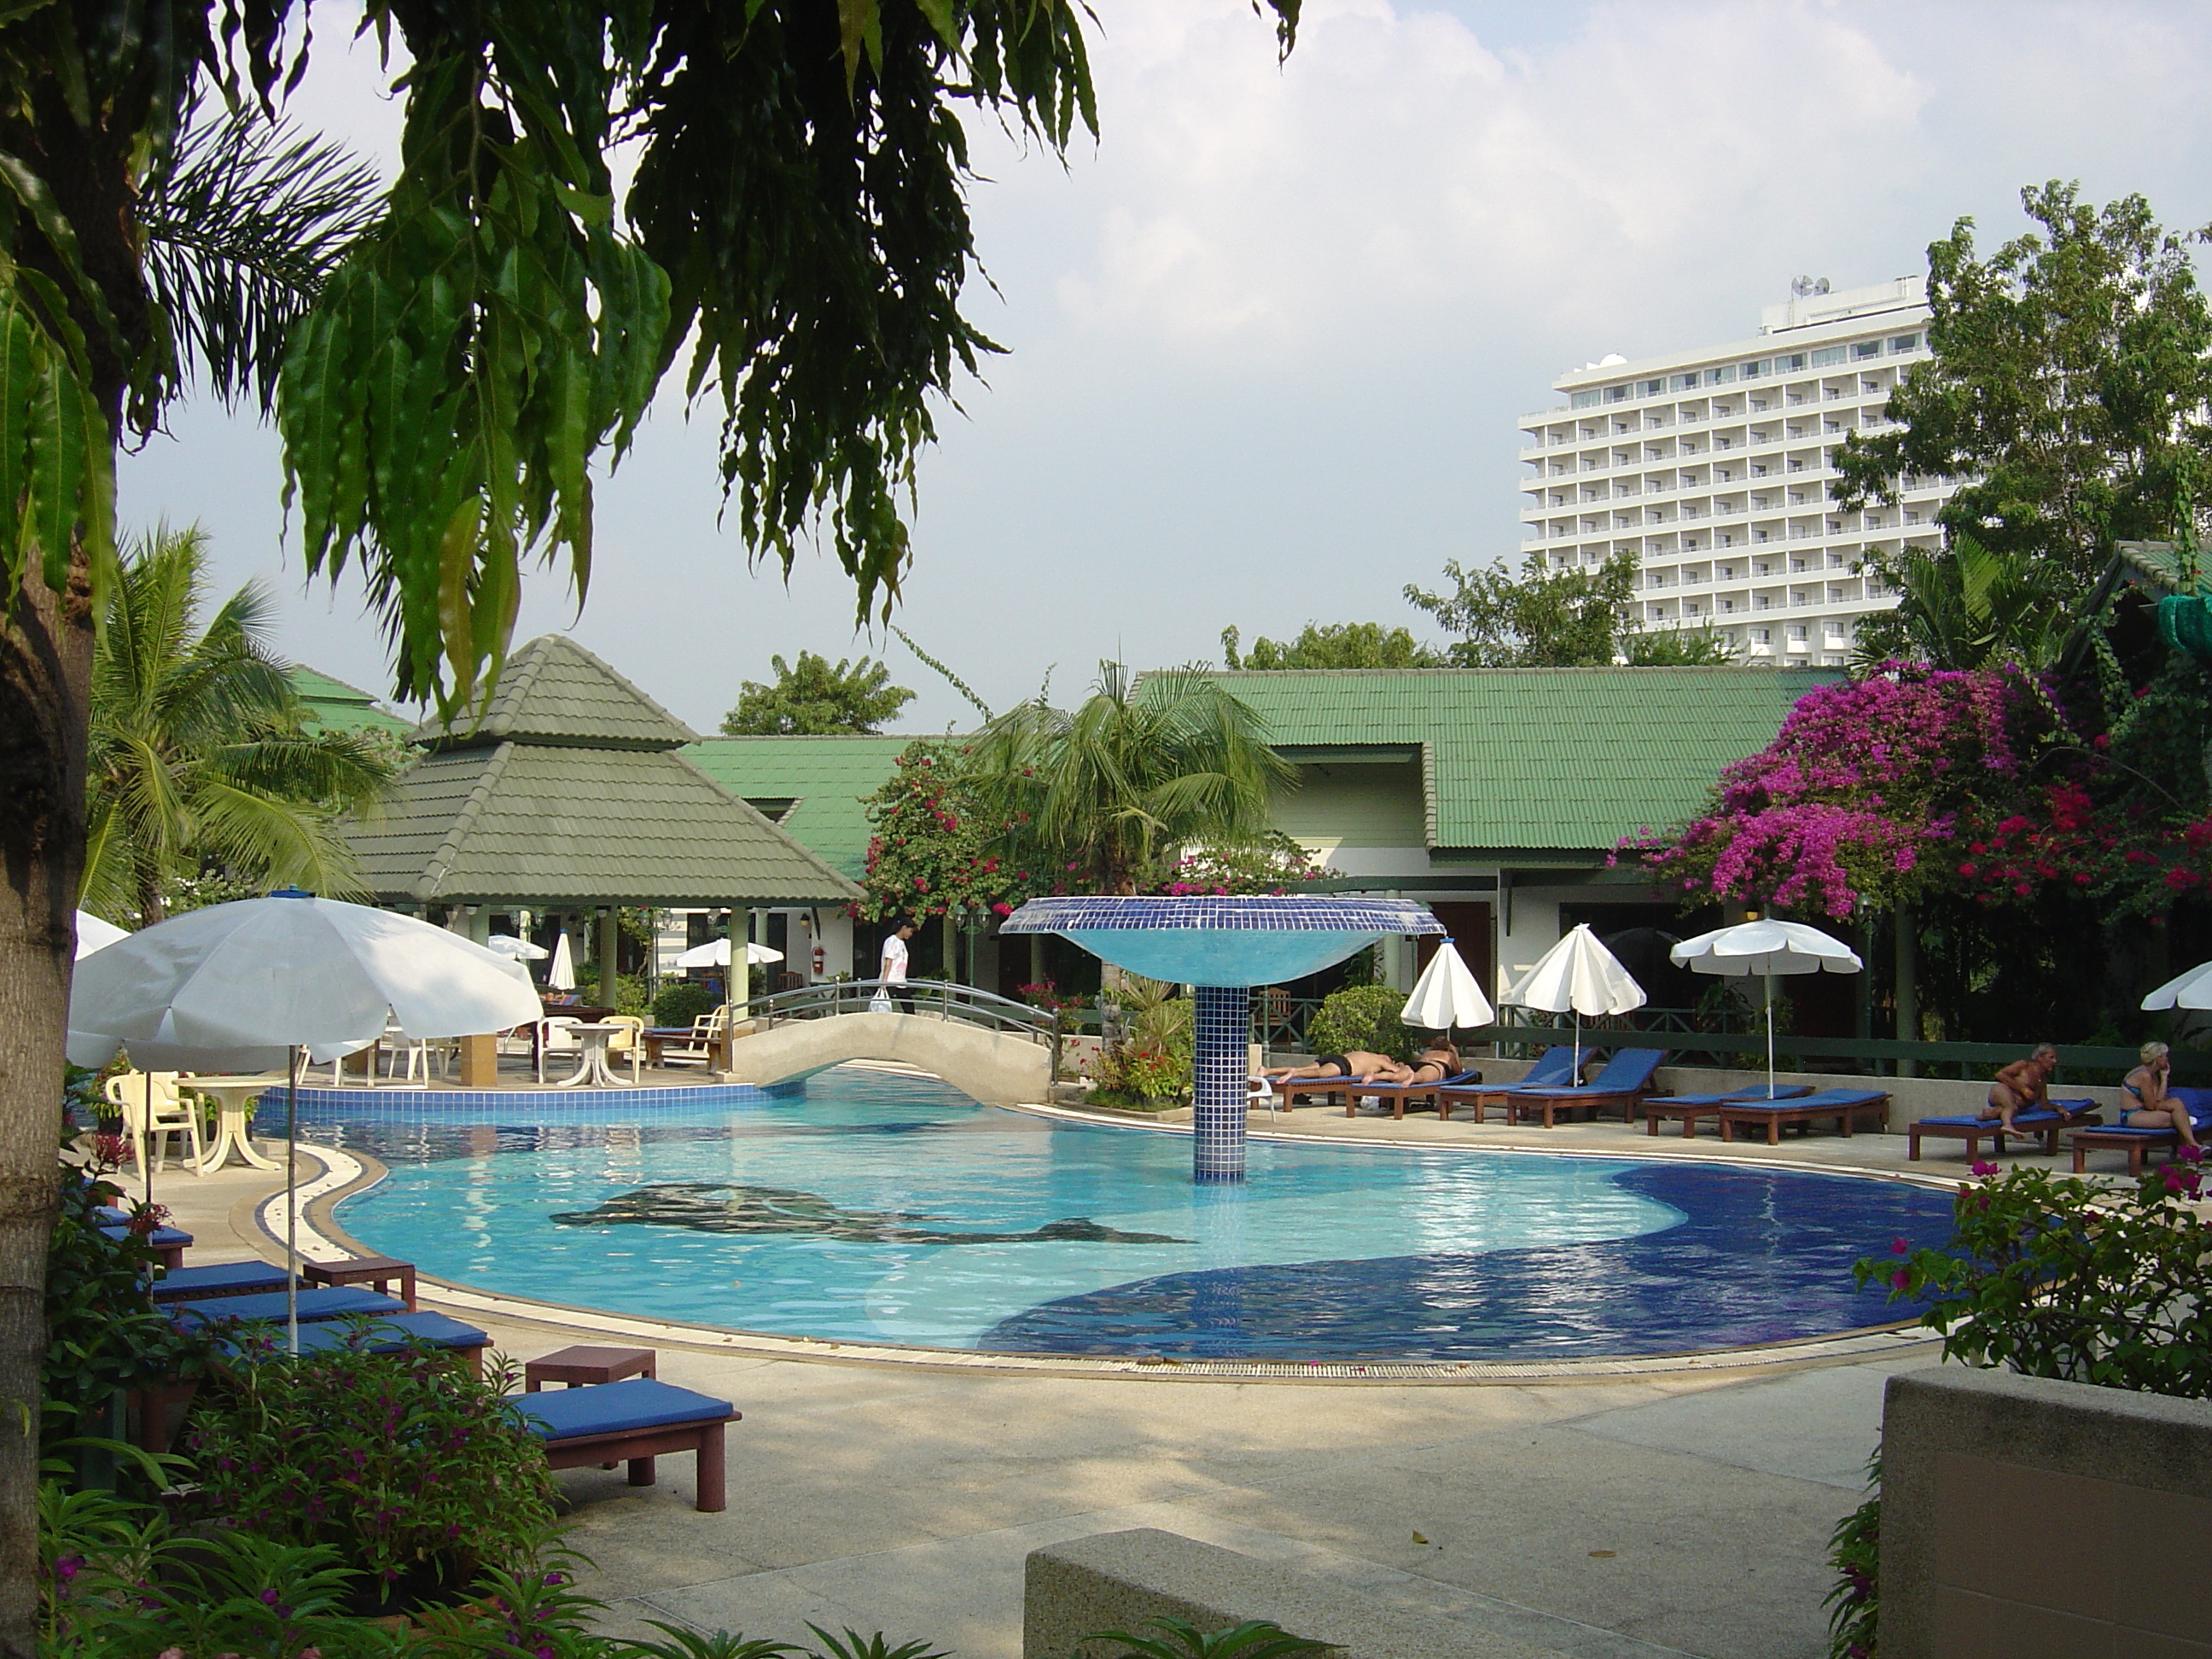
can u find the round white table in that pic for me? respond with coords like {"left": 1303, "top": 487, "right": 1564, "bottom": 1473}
{"left": 550, "top": 1022, "right": 633, "bottom": 1088}
{"left": 185, "top": 1074, "right": 288, "bottom": 1172}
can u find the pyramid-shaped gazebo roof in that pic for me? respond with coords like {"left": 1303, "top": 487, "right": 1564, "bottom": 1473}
{"left": 346, "top": 636, "right": 860, "bottom": 908}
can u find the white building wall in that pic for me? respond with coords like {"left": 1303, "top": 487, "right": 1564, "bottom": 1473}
{"left": 1520, "top": 276, "right": 1954, "bottom": 667}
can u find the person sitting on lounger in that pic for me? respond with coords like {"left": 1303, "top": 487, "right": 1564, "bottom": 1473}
{"left": 2121, "top": 1040, "right": 2198, "bottom": 1148}
{"left": 1981, "top": 1043, "right": 2062, "bottom": 1132}
{"left": 1264, "top": 1051, "right": 1409, "bottom": 1084}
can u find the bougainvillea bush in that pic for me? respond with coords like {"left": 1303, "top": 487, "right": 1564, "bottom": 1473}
{"left": 1627, "top": 662, "right": 2212, "bottom": 921}
{"left": 857, "top": 741, "right": 1039, "bottom": 927}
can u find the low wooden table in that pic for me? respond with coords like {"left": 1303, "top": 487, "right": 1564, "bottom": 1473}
{"left": 302, "top": 1254, "right": 417, "bottom": 1311}
{"left": 2069, "top": 1127, "right": 2178, "bottom": 1177}
{"left": 525, "top": 1344, "right": 657, "bottom": 1392}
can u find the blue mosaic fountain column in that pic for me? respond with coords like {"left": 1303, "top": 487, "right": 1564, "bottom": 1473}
{"left": 1191, "top": 984, "right": 1249, "bottom": 1183}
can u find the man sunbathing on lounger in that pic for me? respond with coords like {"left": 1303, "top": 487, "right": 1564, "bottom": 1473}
{"left": 1264, "top": 1051, "right": 1417, "bottom": 1085}
{"left": 1980, "top": 1043, "right": 2076, "bottom": 1132}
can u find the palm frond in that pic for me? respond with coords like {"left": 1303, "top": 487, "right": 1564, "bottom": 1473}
{"left": 139, "top": 101, "right": 384, "bottom": 412}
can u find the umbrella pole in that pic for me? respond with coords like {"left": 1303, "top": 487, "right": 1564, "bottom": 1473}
{"left": 1765, "top": 975, "right": 1776, "bottom": 1100}
{"left": 286, "top": 1045, "right": 300, "bottom": 1357}
{"left": 142, "top": 1070, "right": 155, "bottom": 1211}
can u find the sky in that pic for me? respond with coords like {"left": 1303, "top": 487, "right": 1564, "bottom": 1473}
{"left": 119, "top": 0, "right": 2212, "bottom": 734}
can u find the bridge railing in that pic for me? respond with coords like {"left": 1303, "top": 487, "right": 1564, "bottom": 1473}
{"left": 743, "top": 978, "right": 1060, "bottom": 1076}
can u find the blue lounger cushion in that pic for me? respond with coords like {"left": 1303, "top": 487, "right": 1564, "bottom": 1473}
{"left": 1645, "top": 1086, "right": 1814, "bottom": 1108}
{"left": 170, "top": 1286, "right": 406, "bottom": 1327}
{"left": 100, "top": 1224, "right": 194, "bottom": 1252}
{"left": 1723, "top": 1089, "right": 1888, "bottom": 1110}
{"left": 148, "top": 1261, "right": 294, "bottom": 1301}
{"left": 214, "top": 1312, "right": 488, "bottom": 1362}
{"left": 1915, "top": 1099, "right": 2097, "bottom": 1128}
{"left": 1519, "top": 1048, "right": 1580, "bottom": 1088}
{"left": 1511, "top": 1049, "right": 1667, "bottom": 1097}
{"left": 512, "top": 1377, "right": 736, "bottom": 1443}
{"left": 1376, "top": 1070, "right": 1483, "bottom": 1091}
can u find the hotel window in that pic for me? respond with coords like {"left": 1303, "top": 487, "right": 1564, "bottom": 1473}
{"left": 1751, "top": 627, "right": 1771, "bottom": 644}
{"left": 1572, "top": 389, "right": 1601, "bottom": 408}
{"left": 1740, "top": 358, "right": 1771, "bottom": 379}
{"left": 1854, "top": 340, "right": 1881, "bottom": 359}
{"left": 1774, "top": 352, "right": 1807, "bottom": 373}
{"left": 1704, "top": 365, "right": 1736, "bottom": 385}
{"left": 1889, "top": 334, "right": 1920, "bottom": 352}
{"left": 1639, "top": 379, "right": 1663, "bottom": 397}
{"left": 1811, "top": 346, "right": 1847, "bottom": 368}
{"left": 1787, "top": 624, "right": 1807, "bottom": 641}
{"left": 1606, "top": 384, "right": 1630, "bottom": 402}
{"left": 1670, "top": 372, "right": 1700, "bottom": 391}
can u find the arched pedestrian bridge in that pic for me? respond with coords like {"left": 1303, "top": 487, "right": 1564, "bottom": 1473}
{"left": 719, "top": 981, "right": 1058, "bottom": 1106}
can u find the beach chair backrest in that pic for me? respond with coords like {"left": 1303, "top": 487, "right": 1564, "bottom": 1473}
{"left": 604, "top": 1015, "right": 644, "bottom": 1053}
{"left": 1522, "top": 1047, "right": 1578, "bottom": 1088}
{"left": 1588, "top": 1048, "right": 1666, "bottom": 1091}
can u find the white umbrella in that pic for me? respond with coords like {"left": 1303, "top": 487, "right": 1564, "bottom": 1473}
{"left": 1400, "top": 940, "right": 1493, "bottom": 1032}
{"left": 2142, "top": 960, "right": 2212, "bottom": 1010}
{"left": 1670, "top": 918, "right": 1862, "bottom": 1098}
{"left": 547, "top": 931, "right": 577, "bottom": 992}
{"left": 67, "top": 891, "right": 541, "bottom": 1353}
{"left": 74, "top": 911, "right": 127, "bottom": 959}
{"left": 1502, "top": 923, "right": 1646, "bottom": 1078}
{"left": 672, "top": 938, "right": 784, "bottom": 969}
{"left": 484, "top": 934, "right": 549, "bottom": 961}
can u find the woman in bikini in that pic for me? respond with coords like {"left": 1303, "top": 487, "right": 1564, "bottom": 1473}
{"left": 2121, "top": 1040, "right": 2197, "bottom": 1148}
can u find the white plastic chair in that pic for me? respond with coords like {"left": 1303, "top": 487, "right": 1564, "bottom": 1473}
{"left": 104, "top": 1071, "right": 207, "bottom": 1175}
{"left": 535, "top": 1017, "right": 581, "bottom": 1084}
{"left": 604, "top": 1015, "right": 645, "bottom": 1084}
{"left": 657, "top": 1007, "right": 728, "bottom": 1070}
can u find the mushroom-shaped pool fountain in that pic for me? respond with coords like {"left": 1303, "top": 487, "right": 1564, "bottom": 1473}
{"left": 1001, "top": 895, "right": 1445, "bottom": 1181}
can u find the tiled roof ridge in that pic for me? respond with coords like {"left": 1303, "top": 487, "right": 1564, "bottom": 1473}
{"left": 529, "top": 635, "right": 698, "bottom": 744}
{"left": 666, "top": 750, "right": 862, "bottom": 898}
{"left": 416, "top": 741, "right": 517, "bottom": 901}
{"left": 690, "top": 731, "right": 947, "bottom": 742}
{"left": 1210, "top": 665, "right": 1828, "bottom": 676}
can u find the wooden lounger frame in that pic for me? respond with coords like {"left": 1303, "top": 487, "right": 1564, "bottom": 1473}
{"left": 1715, "top": 1095, "right": 1890, "bottom": 1145}
{"left": 1907, "top": 1114, "right": 2098, "bottom": 1161}
{"left": 542, "top": 1407, "right": 739, "bottom": 1513}
{"left": 2069, "top": 1127, "right": 2179, "bottom": 1177}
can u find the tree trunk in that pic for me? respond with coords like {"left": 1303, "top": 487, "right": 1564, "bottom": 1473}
{"left": 0, "top": 563, "right": 93, "bottom": 1658}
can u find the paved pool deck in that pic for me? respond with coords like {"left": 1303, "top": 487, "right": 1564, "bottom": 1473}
{"left": 132, "top": 1089, "right": 2102, "bottom": 1659}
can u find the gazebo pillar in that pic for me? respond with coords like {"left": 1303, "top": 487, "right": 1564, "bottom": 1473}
{"left": 597, "top": 907, "right": 620, "bottom": 1007}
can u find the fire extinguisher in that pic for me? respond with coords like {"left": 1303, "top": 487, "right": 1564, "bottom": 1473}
{"left": 812, "top": 942, "right": 826, "bottom": 976}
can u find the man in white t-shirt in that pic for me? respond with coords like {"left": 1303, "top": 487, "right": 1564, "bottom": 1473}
{"left": 880, "top": 921, "right": 917, "bottom": 1015}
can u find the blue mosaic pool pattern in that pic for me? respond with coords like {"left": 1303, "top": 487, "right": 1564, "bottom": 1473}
{"left": 322, "top": 1068, "right": 1955, "bottom": 1361}
{"left": 1191, "top": 984, "right": 1249, "bottom": 1183}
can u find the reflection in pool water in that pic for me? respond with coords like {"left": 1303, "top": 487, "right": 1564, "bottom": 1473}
{"left": 313, "top": 1067, "right": 1952, "bottom": 1361}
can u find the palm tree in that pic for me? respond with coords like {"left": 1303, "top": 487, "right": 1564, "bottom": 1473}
{"left": 1851, "top": 535, "right": 2086, "bottom": 672}
{"left": 966, "top": 663, "right": 1295, "bottom": 894}
{"left": 81, "top": 525, "right": 398, "bottom": 928}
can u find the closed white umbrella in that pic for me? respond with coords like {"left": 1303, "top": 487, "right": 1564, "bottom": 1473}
{"left": 1502, "top": 923, "right": 1645, "bottom": 1078}
{"left": 67, "top": 890, "right": 541, "bottom": 1352}
{"left": 672, "top": 938, "right": 784, "bottom": 969}
{"left": 1670, "top": 918, "right": 1861, "bottom": 1098}
{"left": 1400, "top": 940, "right": 1493, "bottom": 1033}
{"left": 547, "top": 931, "right": 577, "bottom": 992}
{"left": 74, "top": 911, "right": 128, "bottom": 959}
{"left": 2142, "top": 960, "right": 2212, "bottom": 1010}
{"left": 485, "top": 934, "right": 549, "bottom": 961}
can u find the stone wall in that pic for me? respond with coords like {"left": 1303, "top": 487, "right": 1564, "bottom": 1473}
{"left": 1879, "top": 1368, "right": 2212, "bottom": 1656}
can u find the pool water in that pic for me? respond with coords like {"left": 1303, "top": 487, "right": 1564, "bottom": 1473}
{"left": 314, "top": 1067, "right": 1953, "bottom": 1362}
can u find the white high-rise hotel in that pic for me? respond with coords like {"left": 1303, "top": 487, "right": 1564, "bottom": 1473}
{"left": 1517, "top": 276, "right": 1954, "bottom": 667}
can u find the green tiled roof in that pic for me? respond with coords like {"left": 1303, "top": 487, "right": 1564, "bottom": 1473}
{"left": 288, "top": 667, "right": 411, "bottom": 736}
{"left": 684, "top": 735, "right": 928, "bottom": 879}
{"left": 1209, "top": 667, "right": 1837, "bottom": 855}
{"left": 346, "top": 637, "right": 858, "bottom": 905}
{"left": 413, "top": 635, "right": 696, "bottom": 751}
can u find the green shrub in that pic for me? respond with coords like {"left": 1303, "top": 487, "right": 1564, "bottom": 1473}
{"left": 612, "top": 972, "right": 650, "bottom": 1017}
{"left": 178, "top": 1331, "right": 557, "bottom": 1586}
{"left": 653, "top": 981, "right": 718, "bottom": 1028}
{"left": 1306, "top": 984, "right": 1414, "bottom": 1062}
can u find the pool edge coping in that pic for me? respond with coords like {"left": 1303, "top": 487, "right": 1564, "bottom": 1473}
{"left": 250, "top": 1101, "right": 1952, "bottom": 1387}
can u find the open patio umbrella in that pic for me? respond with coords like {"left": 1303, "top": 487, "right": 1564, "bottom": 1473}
{"left": 484, "top": 934, "right": 549, "bottom": 961}
{"left": 672, "top": 938, "right": 784, "bottom": 969}
{"left": 1502, "top": 923, "right": 1645, "bottom": 1078}
{"left": 2142, "top": 960, "right": 2212, "bottom": 1010}
{"left": 1670, "top": 918, "right": 1861, "bottom": 1099}
{"left": 67, "top": 890, "right": 540, "bottom": 1353}
{"left": 74, "top": 911, "right": 127, "bottom": 959}
{"left": 547, "top": 931, "right": 577, "bottom": 992}
{"left": 1400, "top": 940, "right": 1493, "bottom": 1034}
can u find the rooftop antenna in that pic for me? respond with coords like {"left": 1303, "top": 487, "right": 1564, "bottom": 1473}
{"left": 1790, "top": 275, "right": 1831, "bottom": 299}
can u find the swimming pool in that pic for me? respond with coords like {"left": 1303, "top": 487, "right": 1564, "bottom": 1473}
{"left": 311, "top": 1067, "right": 1953, "bottom": 1362}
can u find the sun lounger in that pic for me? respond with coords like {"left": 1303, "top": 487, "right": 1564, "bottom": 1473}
{"left": 1906, "top": 1100, "right": 2099, "bottom": 1161}
{"left": 1504, "top": 1048, "right": 1668, "bottom": 1127}
{"left": 1640, "top": 1085, "right": 1813, "bottom": 1138}
{"left": 1714, "top": 1088, "right": 1892, "bottom": 1145}
{"left": 1347, "top": 1070, "right": 1484, "bottom": 1120}
{"left": 1432, "top": 1046, "right": 1583, "bottom": 1124}
{"left": 95, "top": 1205, "right": 193, "bottom": 1268}
{"left": 1269, "top": 1073, "right": 1394, "bottom": 1110}
{"left": 514, "top": 1377, "right": 740, "bottom": 1513}
{"left": 147, "top": 1261, "right": 295, "bottom": 1301}
{"left": 2070, "top": 1126, "right": 2185, "bottom": 1176}
{"left": 209, "top": 1311, "right": 491, "bottom": 1373}
{"left": 167, "top": 1286, "right": 408, "bottom": 1329}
